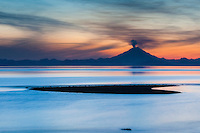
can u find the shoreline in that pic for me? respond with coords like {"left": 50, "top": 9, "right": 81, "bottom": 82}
{"left": 30, "top": 84, "right": 181, "bottom": 94}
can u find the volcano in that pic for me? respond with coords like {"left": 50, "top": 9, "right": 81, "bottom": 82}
{"left": 108, "top": 47, "right": 167, "bottom": 65}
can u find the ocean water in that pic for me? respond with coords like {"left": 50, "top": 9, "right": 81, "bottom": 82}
{"left": 0, "top": 66, "right": 200, "bottom": 133}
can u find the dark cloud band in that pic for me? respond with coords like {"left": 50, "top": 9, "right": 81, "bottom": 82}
{"left": 0, "top": 11, "right": 72, "bottom": 31}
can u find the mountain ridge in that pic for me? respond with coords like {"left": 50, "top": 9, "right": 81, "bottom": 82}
{"left": 0, "top": 47, "right": 200, "bottom": 66}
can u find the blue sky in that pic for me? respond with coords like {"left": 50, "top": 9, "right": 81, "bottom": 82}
{"left": 0, "top": 0, "right": 200, "bottom": 60}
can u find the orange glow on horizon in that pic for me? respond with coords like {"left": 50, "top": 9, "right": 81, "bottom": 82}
{"left": 100, "top": 42, "right": 200, "bottom": 59}
{"left": 147, "top": 44, "right": 200, "bottom": 59}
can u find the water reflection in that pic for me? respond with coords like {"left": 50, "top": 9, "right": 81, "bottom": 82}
{"left": 0, "top": 66, "right": 200, "bottom": 86}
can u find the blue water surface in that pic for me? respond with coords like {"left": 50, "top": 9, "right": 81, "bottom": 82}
{"left": 0, "top": 66, "right": 200, "bottom": 133}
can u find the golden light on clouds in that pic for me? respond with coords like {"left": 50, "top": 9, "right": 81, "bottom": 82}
{"left": 43, "top": 30, "right": 97, "bottom": 44}
{"left": 0, "top": 25, "right": 31, "bottom": 39}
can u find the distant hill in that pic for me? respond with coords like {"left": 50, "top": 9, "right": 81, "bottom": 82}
{"left": 0, "top": 47, "right": 200, "bottom": 66}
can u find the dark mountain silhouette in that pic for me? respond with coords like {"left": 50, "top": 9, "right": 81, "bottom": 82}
{"left": 108, "top": 47, "right": 167, "bottom": 65}
{"left": 0, "top": 44, "right": 200, "bottom": 66}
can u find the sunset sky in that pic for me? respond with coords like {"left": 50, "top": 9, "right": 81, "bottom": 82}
{"left": 0, "top": 0, "right": 200, "bottom": 60}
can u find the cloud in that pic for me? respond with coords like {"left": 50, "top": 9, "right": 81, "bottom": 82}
{"left": 0, "top": 11, "right": 73, "bottom": 32}
{"left": 80, "top": 18, "right": 200, "bottom": 50}
{"left": 1, "top": 0, "right": 200, "bottom": 59}
{"left": 69, "top": 0, "right": 200, "bottom": 49}
{"left": 67, "top": 0, "right": 193, "bottom": 49}
{"left": 83, "top": 21, "right": 163, "bottom": 48}
{"left": 70, "top": 0, "right": 179, "bottom": 15}
{"left": 163, "top": 30, "right": 200, "bottom": 45}
{"left": 0, "top": 39, "right": 48, "bottom": 59}
{"left": 0, "top": 38, "right": 119, "bottom": 60}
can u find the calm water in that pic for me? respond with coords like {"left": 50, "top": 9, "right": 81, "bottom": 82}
{"left": 0, "top": 66, "right": 200, "bottom": 133}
